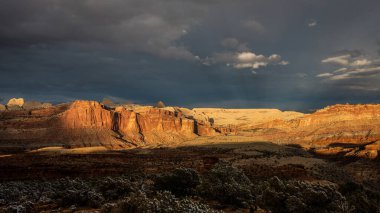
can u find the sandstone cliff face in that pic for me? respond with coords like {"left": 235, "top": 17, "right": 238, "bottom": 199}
{"left": 179, "top": 108, "right": 304, "bottom": 130}
{"left": 0, "top": 100, "right": 222, "bottom": 149}
{"left": 59, "top": 101, "right": 204, "bottom": 146}
{"left": 113, "top": 107, "right": 143, "bottom": 144}
{"left": 61, "top": 101, "right": 113, "bottom": 129}
{"left": 252, "top": 104, "right": 380, "bottom": 147}
{"left": 1, "top": 101, "right": 379, "bottom": 158}
{"left": 136, "top": 109, "right": 197, "bottom": 144}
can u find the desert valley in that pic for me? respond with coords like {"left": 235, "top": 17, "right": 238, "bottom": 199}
{"left": 0, "top": 98, "right": 379, "bottom": 212}
{"left": 1, "top": 1, "right": 380, "bottom": 212}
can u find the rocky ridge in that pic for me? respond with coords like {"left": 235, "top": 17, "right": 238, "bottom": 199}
{"left": 0, "top": 100, "right": 379, "bottom": 158}
{"left": 251, "top": 104, "right": 380, "bottom": 145}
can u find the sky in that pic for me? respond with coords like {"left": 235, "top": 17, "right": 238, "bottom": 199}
{"left": 0, "top": 0, "right": 380, "bottom": 111}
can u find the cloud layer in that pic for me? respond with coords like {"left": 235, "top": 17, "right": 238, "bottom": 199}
{"left": 204, "top": 38, "right": 288, "bottom": 70}
{"left": 0, "top": 0, "right": 205, "bottom": 60}
{"left": 1, "top": 0, "right": 380, "bottom": 110}
{"left": 317, "top": 49, "right": 380, "bottom": 91}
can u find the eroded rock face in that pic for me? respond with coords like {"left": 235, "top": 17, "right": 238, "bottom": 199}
{"left": 136, "top": 108, "right": 197, "bottom": 144}
{"left": 59, "top": 101, "right": 223, "bottom": 146}
{"left": 61, "top": 100, "right": 113, "bottom": 129}
{"left": 0, "top": 100, "right": 223, "bottom": 148}
{"left": 196, "top": 121, "right": 218, "bottom": 136}
{"left": 113, "top": 107, "right": 143, "bottom": 144}
{"left": 1, "top": 100, "right": 379, "bottom": 159}
{"left": 0, "top": 104, "right": 5, "bottom": 111}
{"left": 251, "top": 104, "right": 380, "bottom": 147}
{"left": 7, "top": 98, "right": 24, "bottom": 107}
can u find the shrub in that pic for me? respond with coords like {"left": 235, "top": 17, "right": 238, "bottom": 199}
{"left": 197, "top": 161, "right": 254, "bottom": 208}
{"left": 0, "top": 176, "right": 144, "bottom": 210}
{"left": 256, "top": 176, "right": 355, "bottom": 213}
{"left": 101, "top": 190, "right": 219, "bottom": 213}
{"left": 95, "top": 176, "right": 136, "bottom": 200}
{"left": 155, "top": 101, "right": 166, "bottom": 108}
{"left": 339, "top": 181, "right": 380, "bottom": 213}
{"left": 154, "top": 168, "right": 200, "bottom": 196}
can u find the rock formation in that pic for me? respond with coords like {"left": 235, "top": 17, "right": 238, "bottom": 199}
{"left": 61, "top": 101, "right": 113, "bottom": 129}
{"left": 6, "top": 98, "right": 24, "bottom": 107}
{"left": 0, "top": 100, "right": 223, "bottom": 149}
{"left": 0, "top": 104, "right": 5, "bottom": 111}
{"left": 0, "top": 100, "right": 379, "bottom": 158}
{"left": 181, "top": 108, "right": 304, "bottom": 130}
{"left": 251, "top": 104, "right": 380, "bottom": 146}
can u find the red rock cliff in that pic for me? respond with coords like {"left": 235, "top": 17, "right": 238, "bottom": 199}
{"left": 253, "top": 104, "right": 380, "bottom": 146}
{"left": 61, "top": 101, "right": 113, "bottom": 129}
{"left": 57, "top": 101, "right": 221, "bottom": 146}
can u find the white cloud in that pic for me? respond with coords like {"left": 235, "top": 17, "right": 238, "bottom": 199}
{"left": 308, "top": 20, "right": 317, "bottom": 27}
{"left": 316, "top": 73, "right": 333, "bottom": 78}
{"left": 233, "top": 52, "right": 288, "bottom": 69}
{"left": 321, "top": 52, "right": 372, "bottom": 68}
{"left": 319, "top": 66, "right": 380, "bottom": 81}
{"left": 328, "top": 73, "right": 350, "bottom": 80}
{"left": 237, "top": 52, "right": 265, "bottom": 62}
{"left": 205, "top": 51, "right": 288, "bottom": 70}
{"left": 205, "top": 39, "right": 288, "bottom": 70}
{"left": 321, "top": 55, "right": 350, "bottom": 66}
{"left": 279, "top": 60, "right": 289, "bottom": 65}
{"left": 351, "top": 59, "right": 371, "bottom": 66}
{"left": 333, "top": 67, "right": 348, "bottom": 73}
{"left": 319, "top": 50, "right": 380, "bottom": 83}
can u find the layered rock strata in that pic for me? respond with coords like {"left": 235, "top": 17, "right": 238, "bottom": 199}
{"left": 0, "top": 100, "right": 224, "bottom": 149}
{"left": 251, "top": 104, "right": 380, "bottom": 146}
{"left": 1, "top": 101, "right": 379, "bottom": 158}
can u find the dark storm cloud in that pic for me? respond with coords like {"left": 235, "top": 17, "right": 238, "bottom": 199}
{"left": 0, "top": 0, "right": 208, "bottom": 60}
{"left": 1, "top": 0, "right": 380, "bottom": 110}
